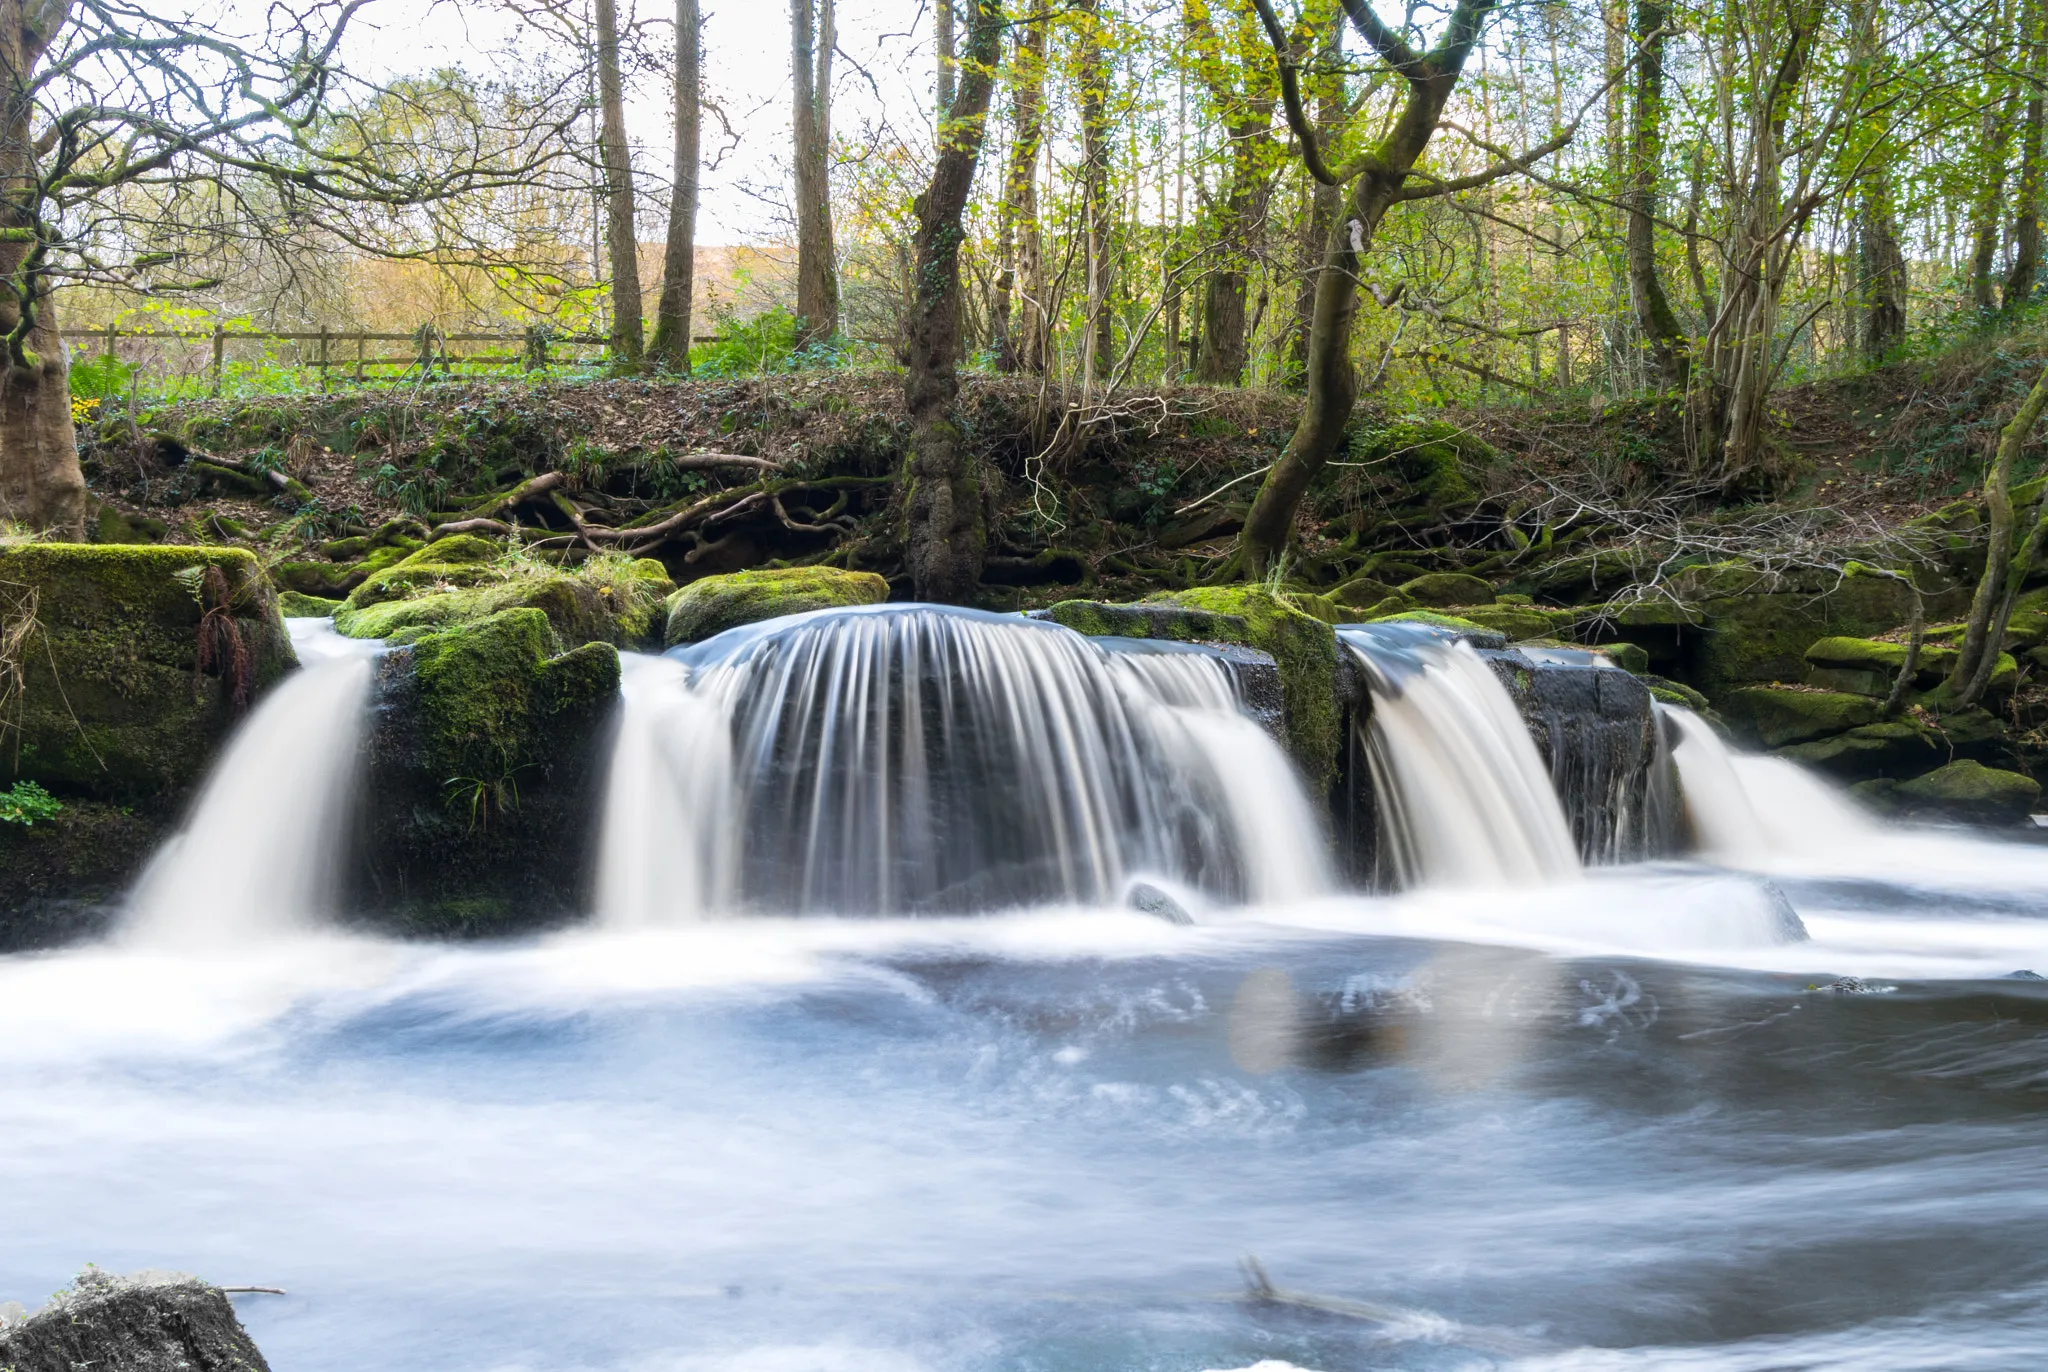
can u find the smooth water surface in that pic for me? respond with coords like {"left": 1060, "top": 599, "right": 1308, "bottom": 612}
{"left": 7, "top": 826, "right": 2048, "bottom": 1371}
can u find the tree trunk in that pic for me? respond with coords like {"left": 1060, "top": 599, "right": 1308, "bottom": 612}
{"left": 792, "top": 0, "right": 839, "bottom": 346}
{"left": 1284, "top": 39, "right": 1341, "bottom": 390}
{"left": 1194, "top": 120, "right": 1276, "bottom": 385}
{"left": 1625, "top": 0, "right": 1687, "bottom": 389}
{"left": 902, "top": 0, "right": 1004, "bottom": 603}
{"left": 1948, "top": 364, "right": 2048, "bottom": 704}
{"left": 2006, "top": 0, "right": 2046, "bottom": 309}
{"left": 595, "top": 0, "right": 644, "bottom": 364}
{"left": 936, "top": 0, "right": 955, "bottom": 114}
{"left": 0, "top": 0, "right": 85, "bottom": 537}
{"left": 991, "top": 15, "right": 1047, "bottom": 373}
{"left": 1241, "top": 9, "right": 1486, "bottom": 573}
{"left": 1849, "top": 0, "right": 1907, "bottom": 361}
{"left": 1195, "top": 266, "right": 1251, "bottom": 383}
{"left": 1076, "top": 0, "right": 1114, "bottom": 380}
{"left": 648, "top": 0, "right": 701, "bottom": 371}
{"left": 1967, "top": 93, "right": 2013, "bottom": 315}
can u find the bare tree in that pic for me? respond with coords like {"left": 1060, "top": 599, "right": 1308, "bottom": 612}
{"left": 595, "top": 0, "right": 644, "bottom": 363}
{"left": 901, "top": 0, "right": 1003, "bottom": 601}
{"left": 649, "top": 0, "right": 701, "bottom": 369}
{"left": 792, "top": 0, "right": 838, "bottom": 346}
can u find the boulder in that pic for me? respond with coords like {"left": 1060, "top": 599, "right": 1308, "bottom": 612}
{"left": 0, "top": 544, "right": 295, "bottom": 801}
{"left": 353, "top": 608, "right": 620, "bottom": 934}
{"left": 278, "top": 590, "right": 342, "bottom": 618}
{"left": 1450, "top": 603, "right": 1565, "bottom": 642}
{"left": 1723, "top": 686, "right": 1883, "bottom": 748}
{"left": 1892, "top": 760, "right": 2041, "bottom": 826}
{"left": 1397, "top": 571, "right": 1495, "bottom": 607}
{"left": 335, "top": 549, "right": 670, "bottom": 650}
{"left": 1777, "top": 720, "right": 1942, "bottom": 780}
{"left": 1363, "top": 609, "right": 1507, "bottom": 648}
{"left": 1034, "top": 599, "right": 1248, "bottom": 643}
{"left": 1145, "top": 585, "right": 1341, "bottom": 792}
{"left": 0, "top": 1267, "right": 271, "bottom": 1372}
{"left": 1803, "top": 634, "right": 2016, "bottom": 697}
{"left": 664, "top": 566, "right": 889, "bottom": 647}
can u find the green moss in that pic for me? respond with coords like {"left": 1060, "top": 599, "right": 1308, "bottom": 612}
{"left": 1588, "top": 641, "right": 1651, "bottom": 674}
{"left": 1366, "top": 610, "right": 1507, "bottom": 646}
{"left": 1640, "top": 674, "right": 1709, "bottom": 712}
{"left": 1777, "top": 720, "right": 1941, "bottom": 779}
{"left": 664, "top": 566, "right": 890, "bottom": 647}
{"left": 1456, "top": 604, "right": 1569, "bottom": 642}
{"left": 405, "top": 608, "right": 620, "bottom": 784}
{"left": 394, "top": 534, "right": 500, "bottom": 568}
{"left": 274, "top": 542, "right": 411, "bottom": 599}
{"left": 1723, "top": 686, "right": 1883, "bottom": 748}
{"left": 0, "top": 544, "right": 295, "bottom": 800}
{"left": 1893, "top": 760, "right": 2041, "bottom": 825}
{"left": 1346, "top": 419, "right": 1499, "bottom": 511}
{"left": 336, "top": 574, "right": 614, "bottom": 646}
{"left": 1039, "top": 600, "right": 1248, "bottom": 642}
{"left": 1146, "top": 585, "right": 1339, "bottom": 792}
{"left": 1397, "top": 572, "right": 1495, "bottom": 607}
{"left": 278, "top": 591, "right": 343, "bottom": 618}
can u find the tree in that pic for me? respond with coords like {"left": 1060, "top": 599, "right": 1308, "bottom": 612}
{"left": 0, "top": 0, "right": 576, "bottom": 537}
{"left": 991, "top": 13, "right": 1048, "bottom": 373}
{"left": 792, "top": 0, "right": 838, "bottom": 346}
{"left": 594, "top": 0, "right": 643, "bottom": 363}
{"left": 1624, "top": 0, "right": 1687, "bottom": 388}
{"left": 900, "top": 0, "right": 1003, "bottom": 601}
{"left": 1947, "top": 362, "right": 2048, "bottom": 706}
{"left": 1237, "top": 0, "right": 1576, "bottom": 573}
{"left": 649, "top": 0, "right": 702, "bottom": 370}
{"left": 1849, "top": 0, "right": 1907, "bottom": 361}
{"left": 1074, "top": 0, "right": 1114, "bottom": 380}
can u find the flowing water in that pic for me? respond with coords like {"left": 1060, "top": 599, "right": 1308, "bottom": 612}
{"left": 7, "top": 611, "right": 2048, "bottom": 1370}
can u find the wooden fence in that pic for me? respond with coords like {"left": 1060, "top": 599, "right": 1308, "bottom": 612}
{"left": 59, "top": 323, "right": 720, "bottom": 393}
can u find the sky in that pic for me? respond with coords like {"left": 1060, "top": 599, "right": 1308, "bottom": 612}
{"left": 345, "top": 0, "right": 946, "bottom": 244}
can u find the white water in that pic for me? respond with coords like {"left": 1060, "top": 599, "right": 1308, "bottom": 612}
{"left": 1664, "top": 705, "right": 1876, "bottom": 865}
{"left": 1342, "top": 628, "right": 1580, "bottom": 888}
{"left": 595, "top": 607, "right": 1330, "bottom": 923}
{"left": 124, "top": 621, "right": 378, "bottom": 947}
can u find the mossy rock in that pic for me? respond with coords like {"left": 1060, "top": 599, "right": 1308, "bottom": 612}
{"left": 1398, "top": 572, "right": 1495, "bottom": 608}
{"left": 278, "top": 591, "right": 343, "bottom": 618}
{"left": 1456, "top": 603, "right": 1571, "bottom": 643}
{"left": 664, "top": 566, "right": 889, "bottom": 647}
{"left": 1688, "top": 571, "right": 1964, "bottom": 698}
{"left": 1777, "top": 720, "right": 1942, "bottom": 780}
{"left": 274, "top": 542, "right": 411, "bottom": 599}
{"left": 90, "top": 505, "right": 165, "bottom": 545}
{"left": 354, "top": 608, "right": 621, "bottom": 934}
{"left": 2005, "top": 587, "right": 2048, "bottom": 647}
{"left": 0, "top": 544, "right": 295, "bottom": 802}
{"left": 1346, "top": 418, "right": 1500, "bottom": 513}
{"left": 1804, "top": 636, "right": 1957, "bottom": 697}
{"left": 1329, "top": 577, "right": 1400, "bottom": 611}
{"left": 1146, "top": 584, "right": 1340, "bottom": 792}
{"left": 1587, "top": 641, "right": 1651, "bottom": 674}
{"left": 1640, "top": 674, "right": 1708, "bottom": 712}
{"left": 1036, "top": 600, "right": 1249, "bottom": 643}
{"left": 1723, "top": 686, "right": 1882, "bottom": 748}
{"left": 396, "top": 534, "right": 500, "bottom": 567}
{"left": 343, "top": 537, "right": 506, "bottom": 611}
{"left": 336, "top": 573, "right": 616, "bottom": 647}
{"left": 0, "top": 798, "right": 165, "bottom": 950}
{"left": 1893, "top": 760, "right": 2041, "bottom": 825}
{"left": 1365, "top": 609, "right": 1508, "bottom": 648}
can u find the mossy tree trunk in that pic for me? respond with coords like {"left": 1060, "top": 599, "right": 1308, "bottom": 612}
{"left": 901, "top": 0, "right": 1003, "bottom": 603}
{"left": 647, "top": 0, "right": 701, "bottom": 372}
{"left": 991, "top": 14, "right": 1047, "bottom": 374}
{"left": 0, "top": 0, "right": 85, "bottom": 538}
{"left": 594, "top": 0, "right": 644, "bottom": 366}
{"left": 1624, "top": 0, "right": 1688, "bottom": 390}
{"left": 1948, "top": 362, "right": 2048, "bottom": 705}
{"left": 1240, "top": 0, "right": 1532, "bottom": 574}
{"left": 2007, "top": 0, "right": 2048, "bottom": 310}
{"left": 1849, "top": 0, "right": 1907, "bottom": 362}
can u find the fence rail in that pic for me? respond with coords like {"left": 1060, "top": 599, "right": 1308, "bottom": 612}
{"left": 60, "top": 323, "right": 723, "bottom": 394}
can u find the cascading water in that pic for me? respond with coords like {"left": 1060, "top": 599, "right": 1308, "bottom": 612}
{"left": 124, "top": 620, "right": 378, "bottom": 946}
{"left": 1339, "top": 623, "right": 1581, "bottom": 888}
{"left": 1663, "top": 703, "right": 1874, "bottom": 863}
{"left": 595, "top": 605, "right": 1330, "bottom": 922}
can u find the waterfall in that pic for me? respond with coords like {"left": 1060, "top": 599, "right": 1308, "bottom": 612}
{"left": 594, "top": 605, "right": 1330, "bottom": 922}
{"left": 1663, "top": 705, "right": 1874, "bottom": 864}
{"left": 1339, "top": 623, "right": 1581, "bottom": 889}
{"left": 125, "top": 621, "right": 378, "bottom": 946}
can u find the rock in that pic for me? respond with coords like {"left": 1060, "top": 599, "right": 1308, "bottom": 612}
{"left": 0, "top": 799, "right": 160, "bottom": 950}
{"left": 1346, "top": 419, "right": 1500, "bottom": 513}
{"left": 1144, "top": 585, "right": 1341, "bottom": 793}
{"left": 1125, "top": 879, "right": 1194, "bottom": 925}
{"left": 1722, "top": 686, "right": 1883, "bottom": 748}
{"left": 1802, "top": 634, "right": 2016, "bottom": 698}
{"left": 1452, "top": 603, "right": 1564, "bottom": 642}
{"left": 272, "top": 539, "right": 415, "bottom": 598}
{"left": 1780, "top": 720, "right": 1942, "bottom": 780}
{"left": 0, "top": 1267, "right": 272, "bottom": 1372}
{"left": 334, "top": 548, "right": 669, "bottom": 650}
{"left": 664, "top": 566, "right": 889, "bottom": 647}
{"left": 1397, "top": 571, "right": 1495, "bottom": 607}
{"left": 1588, "top": 641, "right": 1651, "bottom": 674}
{"left": 1892, "top": 760, "right": 2042, "bottom": 826}
{"left": 0, "top": 544, "right": 295, "bottom": 801}
{"left": 278, "top": 590, "right": 343, "bottom": 618}
{"left": 1034, "top": 599, "right": 1248, "bottom": 643}
{"left": 1640, "top": 673, "right": 1709, "bottom": 712}
{"left": 354, "top": 608, "right": 621, "bottom": 934}
{"left": 340, "top": 534, "right": 504, "bottom": 611}
{"left": 1364, "top": 609, "right": 1507, "bottom": 648}
{"left": 1328, "top": 577, "right": 1400, "bottom": 611}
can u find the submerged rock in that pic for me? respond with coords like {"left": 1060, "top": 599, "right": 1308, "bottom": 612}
{"left": 0, "top": 1267, "right": 271, "bottom": 1372}
{"left": 663, "top": 566, "right": 889, "bottom": 647}
{"left": 0, "top": 543, "right": 294, "bottom": 801}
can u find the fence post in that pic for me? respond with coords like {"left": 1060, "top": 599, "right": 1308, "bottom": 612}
{"left": 355, "top": 333, "right": 366, "bottom": 384}
{"left": 210, "top": 323, "right": 225, "bottom": 396}
{"left": 318, "top": 325, "right": 331, "bottom": 392}
{"left": 102, "top": 321, "right": 115, "bottom": 360}
{"left": 523, "top": 325, "right": 549, "bottom": 372}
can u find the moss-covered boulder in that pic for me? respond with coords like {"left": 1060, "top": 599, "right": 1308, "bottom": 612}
{"left": 0, "top": 544, "right": 295, "bottom": 801}
{"left": 664, "top": 566, "right": 889, "bottom": 647}
{"left": 273, "top": 541, "right": 412, "bottom": 599}
{"left": 1145, "top": 585, "right": 1340, "bottom": 791}
{"left": 1398, "top": 572, "right": 1495, "bottom": 608}
{"left": 0, "top": 799, "right": 163, "bottom": 950}
{"left": 1892, "top": 760, "right": 2041, "bottom": 825}
{"left": 1346, "top": 419, "right": 1500, "bottom": 514}
{"left": 1035, "top": 600, "right": 1248, "bottom": 643}
{"left": 278, "top": 591, "right": 343, "bottom": 618}
{"left": 1777, "top": 720, "right": 1943, "bottom": 780}
{"left": 1801, "top": 635, "right": 2018, "bottom": 698}
{"left": 338, "top": 573, "right": 612, "bottom": 646}
{"left": 1640, "top": 674, "right": 1709, "bottom": 712}
{"left": 1365, "top": 609, "right": 1508, "bottom": 648}
{"left": 1454, "top": 602, "right": 1571, "bottom": 642}
{"left": 354, "top": 608, "right": 620, "bottom": 935}
{"left": 340, "top": 534, "right": 504, "bottom": 611}
{"left": 334, "top": 546, "right": 669, "bottom": 650}
{"left": 1722, "top": 686, "right": 1883, "bottom": 749}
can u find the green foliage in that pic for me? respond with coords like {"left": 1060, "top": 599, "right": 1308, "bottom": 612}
{"left": 691, "top": 308, "right": 843, "bottom": 377}
{"left": 68, "top": 352, "right": 137, "bottom": 401}
{"left": 0, "top": 780, "right": 61, "bottom": 826}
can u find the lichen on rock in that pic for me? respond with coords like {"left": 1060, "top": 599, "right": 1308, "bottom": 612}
{"left": 663, "top": 566, "right": 889, "bottom": 647}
